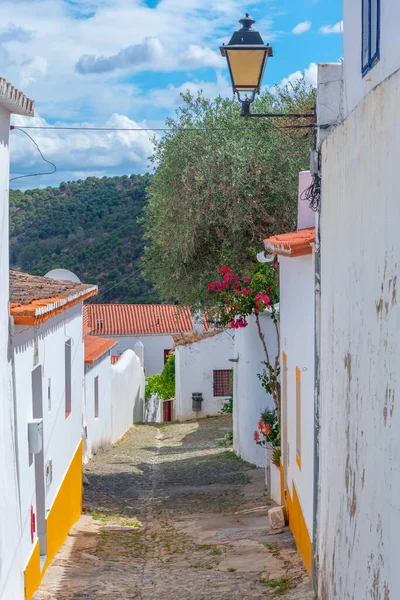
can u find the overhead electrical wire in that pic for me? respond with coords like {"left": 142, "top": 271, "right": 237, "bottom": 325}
{"left": 10, "top": 128, "right": 57, "bottom": 181}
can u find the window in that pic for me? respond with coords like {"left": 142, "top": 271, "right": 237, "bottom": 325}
{"left": 65, "top": 340, "right": 72, "bottom": 417}
{"left": 47, "top": 378, "right": 51, "bottom": 412}
{"left": 213, "top": 369, "right": 233, "bottom": 397}
{"left": 296, "top": 367, "right": 301, "bottom": 470}
{"left": 164, "top": 349, "right": 171, "bottom": 364}
{"left": 94, "top": 376, "right": 99, "bottom": 418}
{"left": 362, "top": 0, "right": 380, "bottom": 76}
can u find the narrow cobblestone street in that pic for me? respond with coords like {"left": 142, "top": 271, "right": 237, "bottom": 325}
{"left": 35, "top": 417, "right": 312, "bottom": 599}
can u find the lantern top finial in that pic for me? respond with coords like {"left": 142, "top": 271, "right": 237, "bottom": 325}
{"left": 239, "top": 14, "right": 255, "bottom": 30}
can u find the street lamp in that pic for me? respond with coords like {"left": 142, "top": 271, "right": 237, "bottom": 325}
{"left": 220, "top": 14, "right": 273, "bottom": 116}
{"left": 221, "top": 15, "right": 315, "bottom": 122}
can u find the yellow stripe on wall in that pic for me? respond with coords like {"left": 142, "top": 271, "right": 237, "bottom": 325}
{"left": 24, "top": 441, "right": 82, "bottom": 599}
{"left": 286, "top": 482, "right": 312, "bottom": 577}
{"left": 24, "top": 541, "right": 40, "bottom": 600}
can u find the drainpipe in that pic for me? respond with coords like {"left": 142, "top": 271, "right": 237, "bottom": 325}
{"left": 312, "top": 202, "right": 321, "bottom": 593}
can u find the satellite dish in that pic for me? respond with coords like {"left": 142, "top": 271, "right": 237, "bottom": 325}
{"left": 256, "top": 251, "right": 275, "bottom": 264}
{"left": 44, "top": 269, "right": 81, "bottom": 283}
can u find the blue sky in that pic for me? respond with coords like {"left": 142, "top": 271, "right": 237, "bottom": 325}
{"left": 1, "top": 0, "right": 343, "bottom": 188}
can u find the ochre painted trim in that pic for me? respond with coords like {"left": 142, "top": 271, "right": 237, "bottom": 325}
{"left": 24, "top": 441, "right": 82, "bottom": 599}
{"left": 24, "top": 540, "right": 40, "bottom": 600}
{"left": 296, "top": 366, "right": 302, "bottom": 471}
{"left": 296, "top": 453, "right": 302, "bottom": 471}
{"left": 286, "top": 482, "right": 312, "bottom": 577}
{"left": 280, "top": 461, "right": 285, "bottom": 507}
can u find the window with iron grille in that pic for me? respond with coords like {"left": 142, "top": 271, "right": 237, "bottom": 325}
{"left": 213, "top": 369, "right": 233, "bottom": 397}
{"left": 362, "top": 0, "right": 380, "bottom": 76}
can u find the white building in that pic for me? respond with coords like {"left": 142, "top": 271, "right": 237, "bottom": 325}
{"left": 0, "top": 80, "right": 34, "bottom": 600}
{"left": 315, "top": 1, "right": 400, "bottom": 597}
{"left": 10, "top": 270, "right": 97, "bottom": 600}
{"left": 83, "top": 335, "right": 145, "bottom": 461}
{"left": 233, "top": 313, "right": 278, "bottom": 468}
{"left": 83, "top": 334, "right": 117, "bottom": 461}
{"left": 264, "top": 171, "right": 315, "bottom": 577}
{"left": 174, "top": 330, "right": 235, "bottom": 421}
{"left": 84, "top": 304, "right": 197, "bottom": 375}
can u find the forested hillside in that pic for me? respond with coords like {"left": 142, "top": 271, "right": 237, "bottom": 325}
{"left": 10, "top": 174, "right": 159, "bottom": 304}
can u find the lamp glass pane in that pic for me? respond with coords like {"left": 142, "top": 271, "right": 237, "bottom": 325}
{"left": 226, "top": 49, "right": 266, "bottom": 91}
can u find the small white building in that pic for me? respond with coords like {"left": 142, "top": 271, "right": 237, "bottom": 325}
{"left": 233, "top": 313, "right": 278, "bottom": 468}
{"left": 0, "top": 80, "right": 34, "bottom": 600}
{"left": 264, "top": 171, "right": 315, "bottom": 577}
{"left": 83, "top": 334, "right": 117, "bottom": 461}
{"left": 83, "top": 335, "right": 145, "bottom": 461}
{"left": 315, "top": 1, "right": 400, "bottom": 597}
{"left": 84, "top": 304, "right": 197, "bottom": 375}
{"left": 10, "top": 270, "right": 97, "bottom": 600}
{"left": 174, "top": 330, "right": 235, "bottom": 421}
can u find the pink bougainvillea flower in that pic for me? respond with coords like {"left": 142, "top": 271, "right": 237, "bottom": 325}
{"left": 254, "top": 431, "right": 260, "bottom": 442}
{"left": 273, "top": 261, "right": 279, "bottom": 268}
{"left": 243, "top": 276, "right": 250, "bottom": 283}
{"left": 258, "top": 419, "right": 264, "bottom": 431}
{"left": 255, "top": 308, "right": 259, "bottom": 314}
{"left": 249, "top": 288, "right": 253, "bottom": 293}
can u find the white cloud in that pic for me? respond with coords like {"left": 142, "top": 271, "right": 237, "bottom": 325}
{"left": 320, "top": 21, "right": 343, "bottom": 34}
{"left": 292, "top": 21, "right": 311, "bottom": 35}
{"left": 280, "top": 62, "right": 318, "bottom": 88}
{"left": 76, "top": 39, "right": 223, "bottom": 74}
{"left": 0, "top": 24, "right": 34, "bottom": 43}
{"left": 149, "top": 72, "right": 232, "bottom": 108}
{"left": 10, "top": 113, "right": 155, "bottom": 186}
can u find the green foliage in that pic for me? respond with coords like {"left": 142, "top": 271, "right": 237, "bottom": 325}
{"left": 145, "top": 354, "right": 175, "bottom": 401}
{"left": 10, "top": 174, "right": 159, "bottom": 304}
{"left": 272, "top": 447, "right": 282, "bottom": 468}
{"left": 220, "top": 392, "right": 233, "bottom": 415}
{"left": 144, "top": 80, "right": 315, "bottom": 307}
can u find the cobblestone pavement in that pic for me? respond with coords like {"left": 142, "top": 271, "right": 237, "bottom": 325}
{"left": 35, "top": 416, "right": 313, "bottom": 600}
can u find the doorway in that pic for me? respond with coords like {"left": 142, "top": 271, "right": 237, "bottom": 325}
{"left": 32, "top": 365, "right": 47, "bottom": 562}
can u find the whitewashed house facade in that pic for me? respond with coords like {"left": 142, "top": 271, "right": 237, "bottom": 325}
{"left": 232, "top": 313, "right": 278, "bottom": 468}
{"left": 174, "top": 330, "right": 235, "bottom": 421}
{"left": 314, "top": 1, "right": 400, "bottom": 597}
{"left": 264, "top": 171, "right": 315, "bottom": 576}
{"left": 10, "top": 271, "right": 97, "bottom": 599}
{"left": 0, "top": 80, "right": 34, "bottom": 600}
{"left": 84, "top": 304, "right": 197, "bottom": 375}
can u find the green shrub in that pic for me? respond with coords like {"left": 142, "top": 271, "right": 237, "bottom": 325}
{"left": 145, "top": 354, "right": 175, "bottom": 401}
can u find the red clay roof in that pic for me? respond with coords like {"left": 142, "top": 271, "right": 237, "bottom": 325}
{"left": 84, "top": 335, "right": 118, "bottom": 365}
{"left": 10, "top": 271, "right": 98, "bottom": 326}
{"left": 84, "top": 304, "right": 194, "bottom": 336}
{"left": 111, "top": 355, "right": 120, "bottom": 365}
{"left": 264, "top": 227, "right": 316, "bottom": 258}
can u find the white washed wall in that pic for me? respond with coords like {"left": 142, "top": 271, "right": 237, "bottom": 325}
{"left": 13, "top": 305, "right": 83, "bottom": 575}
{"left": 233, "top": 313, "right": 277, "bottom": 467}
{"left": 175, "top": 332, "right": 235, "bottom": 421}
{"left": 343, "top": 0, "right": 400, "bottom": 116}
{"left": 0, "top": 106, "right": 24, "bottom": 600}
{"left": 280, "top": 255, "right": 315, "bottom": 536}
{"left": 110, "top": 350, "right": 145, "bottom": 442}
{"left": 102, "top": 334, "right": 174, "bottom": 376}
{"left": 317, "top": 69, "right": 400, "bottom": 599}
{"left": 83, "top": 354, "right": 112, "bottom": 462}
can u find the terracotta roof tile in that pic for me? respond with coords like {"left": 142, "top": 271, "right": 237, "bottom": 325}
{"left": 84, "top": 335, "right": 118, "bottom": 365}
{"left": 264, "top": 227, "right": 316, "bottom": 258}
{"left": 10, "top": 270, "right": 98, "bottom": 325}
{"left": 0, "top": 78, "right": 34, "bottom": 115}
{"left": 111, "top": 355, "right": 120, "bottom": 365}
{"left": 84, "top": 304, "right": 194, "bottom": 336}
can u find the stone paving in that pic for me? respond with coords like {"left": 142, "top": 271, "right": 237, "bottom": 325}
{"left": 34, "top": 416, "right": 313, "bottom": 600}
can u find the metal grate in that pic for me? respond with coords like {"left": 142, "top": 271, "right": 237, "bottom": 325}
{"left": 213, "top": 369, "right": 233, "bottom": 397}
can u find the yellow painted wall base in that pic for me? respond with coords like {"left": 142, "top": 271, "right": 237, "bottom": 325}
{"left": 286, "top": 482, "right": 312, "bottom": 577}
{"left": 24, "top": 541, "right": 40, "bottom": 600}
{"left": 24, "top": 441, "right": 82, "bottom": 599}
